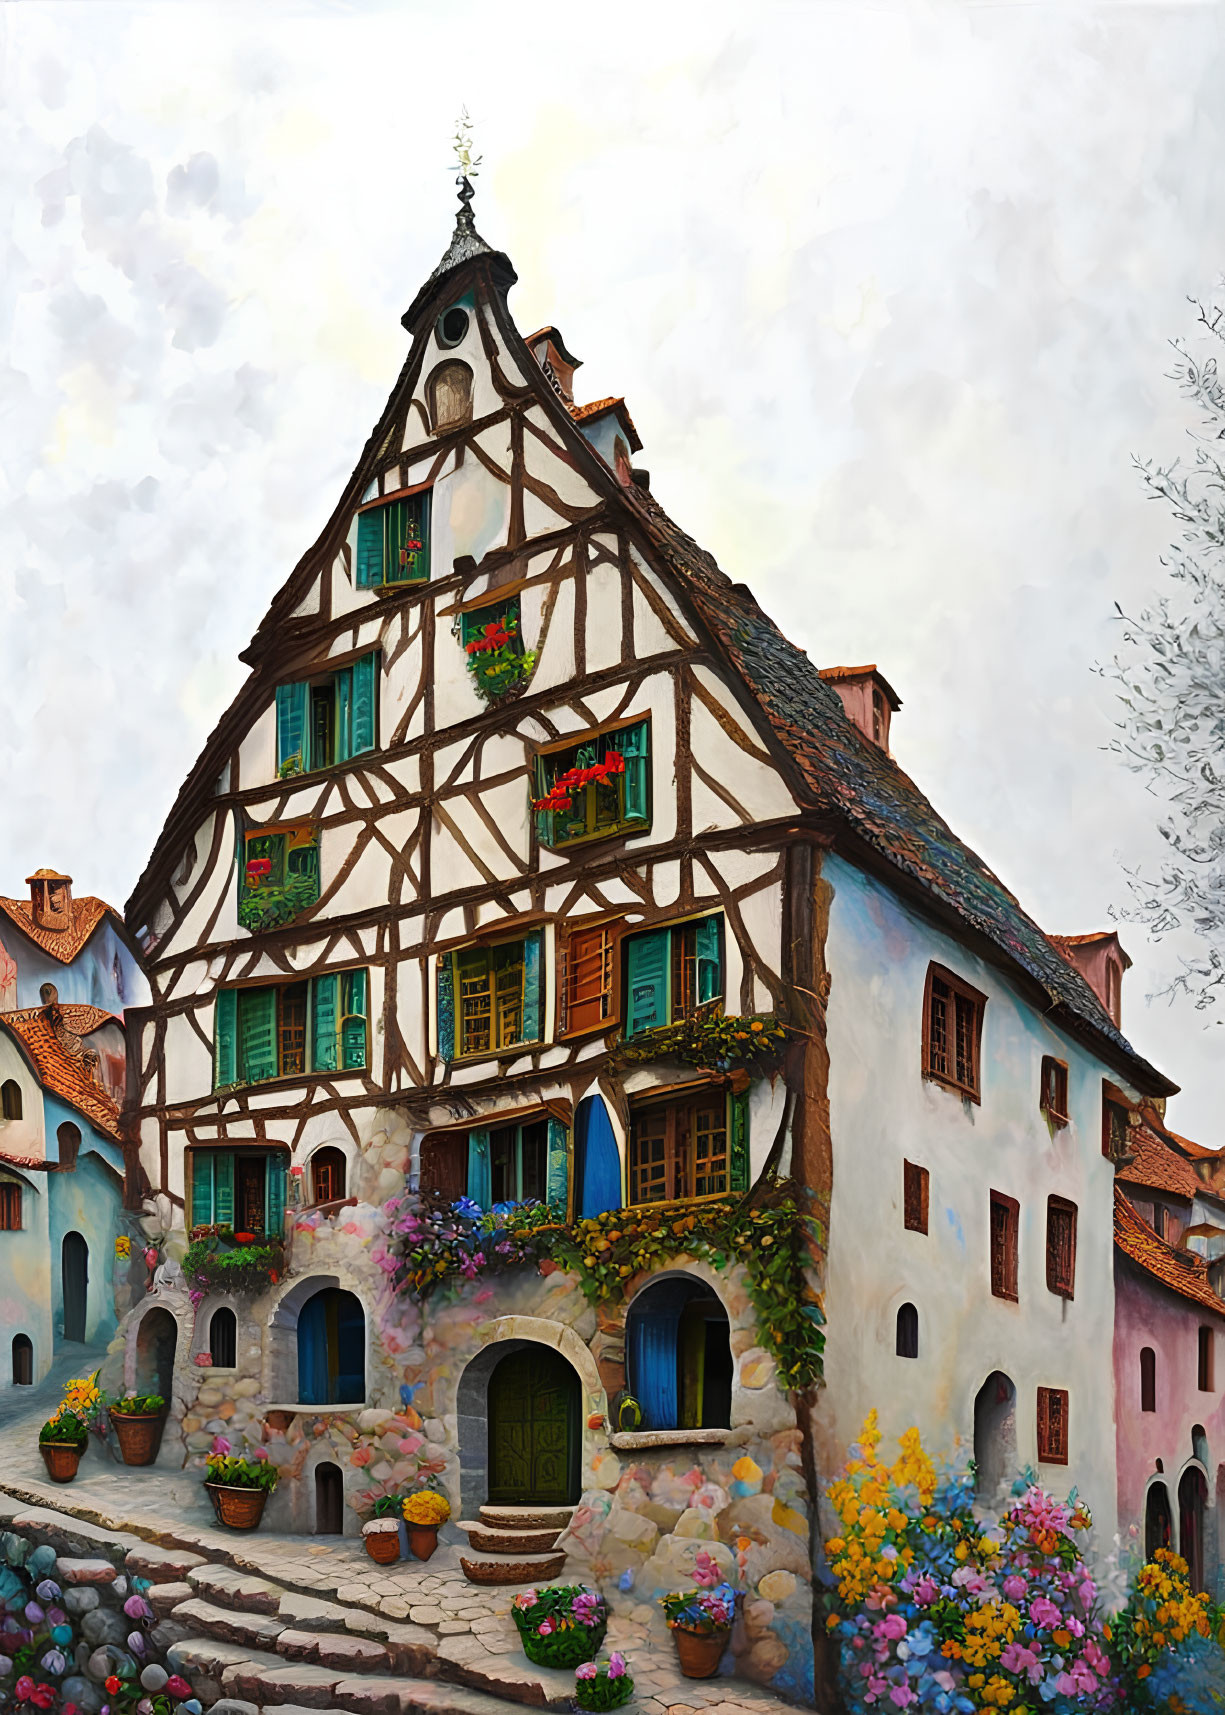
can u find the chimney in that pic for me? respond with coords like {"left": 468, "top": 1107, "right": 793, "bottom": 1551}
{"left": 524, "top": 326, "right": 582, "bottom": 405}
{"left": 26, "top": 868, "right": 73, "bottom": 933}
{"left": 1049, "top": 932, "right": 1131, "bottom": 1027}
{"left": 818, "top": 665, "right": 901, "bottom": 753}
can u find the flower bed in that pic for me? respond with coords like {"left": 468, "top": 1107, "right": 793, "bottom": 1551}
{"left": 511, "top": 1584, "right": 608, "bottom": 1669}
{"left": 824, "top": 1413, "right": 1225, "bottom": 1713}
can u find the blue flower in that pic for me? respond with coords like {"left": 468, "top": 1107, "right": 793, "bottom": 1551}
{"left": 452, "top": 1197, "right": 483, "bottom": 1220}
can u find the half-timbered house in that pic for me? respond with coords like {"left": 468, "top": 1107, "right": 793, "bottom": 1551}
{"left": 112, "top": 183, "right": 1175, "bottom": 1697}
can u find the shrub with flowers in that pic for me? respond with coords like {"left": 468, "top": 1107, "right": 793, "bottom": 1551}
{"left": 574, "top": 1651, "right": 634, "bottom": 1711}
{"left": 511, "top": 1584, "right": 608, "bottom": 1669}
{"left": 661, "top": 1548, "right": 739, "bottom": 1634}
{"left": 1110, "top": 1547, "right": 1225, "bottom": 1712}
{"left": 617, "top": 1009, "right": 788, "bottom": 1072}
{"left": 402, "top": 1489, "right": 451, "bottom": 1527}
{"left": 825, "top": 1413, "right": 1116, "bottom": 1714}
{"left": 388, "top": 1192, "right": 560, "bottom": 1296}
{"left": 204, "top": 1436, "right": 277, "bottom": 1492}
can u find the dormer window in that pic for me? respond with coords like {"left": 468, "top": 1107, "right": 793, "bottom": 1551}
{"left": 818, "top": 666, "right": 901, "bottom": 752}
{"left": 27, "top": 870, "right": 72, "bottom": 932}
{"left": 356, "top": 490, "right": 431, "bottom": 588}
{"left": 275, "top": 653, "right": 379, "bottom": 778}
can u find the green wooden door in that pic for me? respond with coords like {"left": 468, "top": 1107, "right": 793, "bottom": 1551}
{"left": 487, "top": 1347, "right": 580, "bottom": 1506}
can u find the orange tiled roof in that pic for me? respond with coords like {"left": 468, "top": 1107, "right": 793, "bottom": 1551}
{"left": 1115, "top": 1186, "right": 1225, "bottom": 1318}
{"left": 570, "top": 396, "right": 643, "bottom": 452}
{"left": 0, "top": 1004, "right": 123, "bottom": 1142}
{"left": 1116, "top": 1122, "right": 1204, "bottom": 1201}
{"left": 0, "top": 895, "right": 114, "bottom": 963}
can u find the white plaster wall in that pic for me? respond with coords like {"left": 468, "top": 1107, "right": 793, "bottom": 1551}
{"left": 817, "top": 852, "right": 1122, "bottom": 1538}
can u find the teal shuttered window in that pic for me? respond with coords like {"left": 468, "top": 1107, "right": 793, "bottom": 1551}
{"left": 214, "top": 971, "right": 370, "bottom": 1089}
{"left": 533, "top": 719, "right": 652, "bottom": 849}
{"left": 420, "top": 1115, "right": 570, "bottom": 1218}
{"left": 623, "top": 914, "right": 724, "bottom": 1038}
{"left": 275, "top": 653, "right": 379, "bottom": 778}
{"left": 355, "top": 491, "right": 430, "bottom": 588}
{"left": 188, "top": 1148, "right": 287, "bottom": 1239}
{"left": 437, "top": 931, "right": 545, "bottom": 1061}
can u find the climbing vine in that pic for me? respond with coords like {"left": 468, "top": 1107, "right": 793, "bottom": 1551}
{"left": 615, "top": 1012, "right": 787, "bottom": 1072}
{"left": 386, "top": 1184, "right": 824, "bottom": 1391}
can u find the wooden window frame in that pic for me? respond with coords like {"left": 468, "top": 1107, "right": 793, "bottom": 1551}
{"left": 275, "top": 651, "right": 380, "bottom": 781}
{"left": 903, "top": 1161, "right": 929, "bottom": 1234}
{"left": 1140, "top": 1345, "right": 1157, "bottom": 1413}
{"left": 489, "top": 1119, "right": 549, "bottom": 1206}
{"left": 623, "top": 912, "right": 725, "bottom": 1039}
{"left": 310, "top": 1148, "right": 347, "bottom": 1208}
{"left": 989, "top": 1191, "right": 1020, "bottom": 1302}
{"left": 560, "top": 919, "right": 622, "bottom": 1040}
{"left": 1036, "top": 1386, "right": 1069, "bottom": 1465}
{"left": 238, "top": 822, "right": 320, "bottom": 932}
{"left": 628, "top": 1092, "right": 732, "bottom": 1209}
{"left": 452, "top": 934, "right": 538, "bottom": 1062}
{"left": 922, "top": 963, "right": 986, "bottom": 1101}
{"left": 354, "top": 482, "right": 432, "bottom": 588}
{"left": 0, "top": 1180, "right": 22, "bottom": 1232}
{"left": 1102, "top": 1082, "right": 1132, "bottom": 1160}
{"left": 1040, "top": 1056, "right": 1069, "bottom": 1128}
{"left": 533, "top": 715, "right": 652, "bottom": 852}
{"left": 214, "top": 968, "right": 370, "bottom": 1090}
{"left": 1199, "top": 1325, "right": 1215, "bottom": 1393}
{"left": 186, "top": 1145, "right": 289, "bottom": 1237}
{"left": 1045, "top": 1196, "right": 1077, "bottom": 1299}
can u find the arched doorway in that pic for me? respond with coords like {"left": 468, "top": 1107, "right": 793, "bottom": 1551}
{"left": 297, "top": 1288, "right": 365, "bottom": 1406}
{"left": 209, "top": 1306, "right": 237, "bottom": 1368}
{"left": 135, "top": 1307, "right": 178, "bottom": 1399}
{"left": 1145, "top": 1481, "right": 1173, "bottom": 1559}
{"left": 627, "top": 1276, "right": 732, "bottom": 1431}
{"left": 1179, "top": 1466, "right": 1209, "bottom": 1593}
{"left": 487, "top": 1346, "right": 580, "bottom": 1507}
{"left": 973, "top": 1371, "right": 1017, "bottom": 1501}
{"left": 62, "top": 1232, "right": 88, "bottom": 1341}
{"left": 315, "top": 1462, "right": 343, "bottom": 1534}
{"left": 11, "top": 1333, "right": 33, "bottom": 1385}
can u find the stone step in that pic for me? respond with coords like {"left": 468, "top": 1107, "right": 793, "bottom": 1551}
{"left": 476, "top": 1505, "right": 572, "bottom": 1531}
{"left": 187, "top": 1560, "right": 284, "bottom": 1614}
{"left": 458, "top": 1550, "right": 566, "bottom": 1587}
{"left": 126, "top": 1543, "right": 208, "bottom": 1583}
{"left": 169, "top": 1595, "right": 289, "bottom": 1653}
{"left": 167, "top": 1636, "right": 564, "bottom": 1714}
{"left": 457, "top": 1521, "right": 561, "bottom": 1554}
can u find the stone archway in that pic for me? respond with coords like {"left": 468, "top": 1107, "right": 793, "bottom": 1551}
{"left": 135, "top": 1306, "right": 178, "bottom": 1400}
{"left": 973, "top": 1371, "right": 1017, "bottom": 1502}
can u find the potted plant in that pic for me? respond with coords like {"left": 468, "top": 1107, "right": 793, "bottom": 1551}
{"left": 203, "top": 1436, "right": 277, "bottom": 1529}
{"left": 361, "top": 1516, "right": 402, "bottom": 1564}
{"left": 575, "top": 1652, "right": 634, "bottom": 1710}
{"left": 38, "top": 1408, "right": 88, "bottom": 1483}
{"left": 402, "top": 1487, "right": 450, "bottom": 1560}
{"left": 108, "top": 1391, "right": 166, "bottom": 1467}
{"left": 660, "top": 1552, "right": 737, "bottom": 1679}
{"left": 511, "top": 1585, "right": 608, "bottom": 1668}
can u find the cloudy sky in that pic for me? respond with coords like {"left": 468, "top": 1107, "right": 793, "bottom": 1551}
{"left": 3, "top": 0, "right": 1225, "bottom": 1131}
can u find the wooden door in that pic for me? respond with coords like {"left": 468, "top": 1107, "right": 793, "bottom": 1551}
{"left": 488, "top": 1347, "right": 579, "bottom": 1506}
{"left": 62, "top": 1232, "right": 88, "bottom": 1342}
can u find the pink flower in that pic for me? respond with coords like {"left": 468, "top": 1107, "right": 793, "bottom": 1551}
{"left": 1028, "top": 1596, "right": 1061, "bottom": 1630}
{"left": 607, "top": 1652, "right": 626, "bottom": 1678}
{"left": 575, "top": 1663, "right": 597, "bottom": 1680}
{"left": 888, "top": 1688, "right": 915, "bottom": 1709}
{"left": 1001, "top": 1574, "right": 1027, "bottom": 1601}
{"left": 210, "top": 1434, "right": 231, "bottom": 1456}
{"left": 692, "top": 1549, "right": 720, "bottom": 1589}
{"left": 194, "top": 1352, "right": 213, "bottom": 1367}
{"left": 252, "top": 1446, "right": 269, "bottom": 1461}
{"left": 537, "top": 1619, "right": 554, "bottom": 1635}
{"left": 1000, "top": 1641, "right": 1042, "bottom": 1684}
{"left": 879, "top": 1614, "right": 907, "bottom": 1641}
{"left": 351, "top": 1447, "right": 371, "bottom": 1467}
{"left": 911, "top": 1576, "right": 939, "bottom": 1606}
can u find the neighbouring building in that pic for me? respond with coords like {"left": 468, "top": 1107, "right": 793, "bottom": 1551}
{"left": 0, "top": 870, "right": 147, "bottom": 1389}
{"left": 1113, "top": 1109, "right": 1225, "bottom": 1599}
{"left": 104, "top": 182, "right": 1179, "bottom": 1703}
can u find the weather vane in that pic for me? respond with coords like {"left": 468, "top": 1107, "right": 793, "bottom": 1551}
{"left": 451, "top": 107, "right": 482, "bottom": 210}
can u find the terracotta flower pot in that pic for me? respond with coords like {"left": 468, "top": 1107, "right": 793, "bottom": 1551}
{"left": 671, "top": 1623, "right": 729, "bottom": 1679}
{"left": 205, "top": 1482, "right": 268, "bottom": 1530}
{"left": 110, "top": 1411, "right": 164, "bottom": 1467}
{"left": 407, "top": 1523, "right": 439, "bottom": 1561}
{"left": 365, "top": 1531, "right": 401, "bottom": 1565}
{"left": 40, "top": 1442, "right": 83, "bottom": 1484}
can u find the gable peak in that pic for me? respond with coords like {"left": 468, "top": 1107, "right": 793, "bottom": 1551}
{"left": 401, "top": 175, "right": 516, "bottom": 335}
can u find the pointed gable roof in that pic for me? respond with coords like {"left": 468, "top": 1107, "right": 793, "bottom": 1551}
{"left": 0, "top": 893, "right": 117, "bottom": 965}
{"left": 0, "top": 1003, "right": 124, "bottom": 1142}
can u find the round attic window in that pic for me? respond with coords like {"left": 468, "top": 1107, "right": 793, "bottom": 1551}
{"left": 437, "top": 305, "right": 470, "bottom": 349}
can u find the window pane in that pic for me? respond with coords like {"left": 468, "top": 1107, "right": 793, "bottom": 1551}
{"left": 630, "top": 1110, "right": 669, "bottom": 1204}
{"left": 458, "top": 948, "right": 492, "bottom": 1056}
{"left": 279, "top": 982, "right": 308, "bottom": 1078}
{"left": 520, "top": 1122, "right": 547, "bottom": 1203}
{"left": 692, "top": 1102, "right": 728, "bottom": 1199}
{"left": 493, "top": 944, "right": 525, "bottom": 1048}
{"left": 928, "top": 980, "right": 949, "bottom": 1078}
{"left": 490, "top": 1128, "right": 516, "bottom": 1204}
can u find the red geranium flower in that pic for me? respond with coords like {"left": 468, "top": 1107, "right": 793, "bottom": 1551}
{"left": 14, "top": 1680, "right": 34, "bottom": 1703}
{"left": 104, "top": 1677, "right": 122, "bottom": 1695}
{"left": 29, "top": 1687, "right": 55, "bottom": 1710}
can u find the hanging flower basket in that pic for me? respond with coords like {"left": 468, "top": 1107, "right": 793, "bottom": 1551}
{"left": 462, "top": 609, "right": 536, "bottom": 704}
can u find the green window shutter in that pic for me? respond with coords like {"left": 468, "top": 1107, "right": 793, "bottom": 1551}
{"left": 341, "top": 969, "right": 368, "bottom": 1070}
{"left": 276, "top": 682, "right": 310, "bottom": 775}
{"left": 214, "top": 1152, "right": 235, "bottom": 1227}
{"left": 351, "top": 653, "right": 378, "bottom": 757}
{"left": 729, "top": 1090, "right": 749, "bottom": 1194}
{"left": 311, "top": 973, "right": 339, "bottom": 1072}
{"left": 238, "top": 987, "right": 279, "bottom": 1084}
{"left": 214, "top": 989, "right": 238, "bottom": 1088}
{"left": 411, "top": 490, "right": 431, "bottom": 582}
{"left": 546, "top": 1115, "right": 570, "bottom": 1218}
{"left": 617, "top": 721, "right": 650, "bottom": 824}
{"left": 695, "top": 916, "right": 723, "bottom": 1006}
{"left": 523, "top": 932, "right": 543, "bottom": 1043}
{"left": 333, "top": 666, "right": 353, "bottom": 764}
{"left": 265, "top": 1155, "right": 287, "bottom": 1237}
{"left": 467, "top": 1128, "right": 491, "bottom": 1209}
{"left": 533, "top": 753, "right": 554, "bottom": 849}
{"left": 626, "top": 929, "right": 670, "bottom": 1036}
{"left": 356, "top": 508, "right": 385, "bottom": 588}
{"left": 437, "top": 954, "right": 455, "bottom": 1063}
{"left": 190, "top": 1153, "right": 214, "bottom": 1227}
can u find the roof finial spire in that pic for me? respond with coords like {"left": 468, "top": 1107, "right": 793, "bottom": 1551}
{"left": 451, "top": 107, "right": 482, "bottom": 232}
